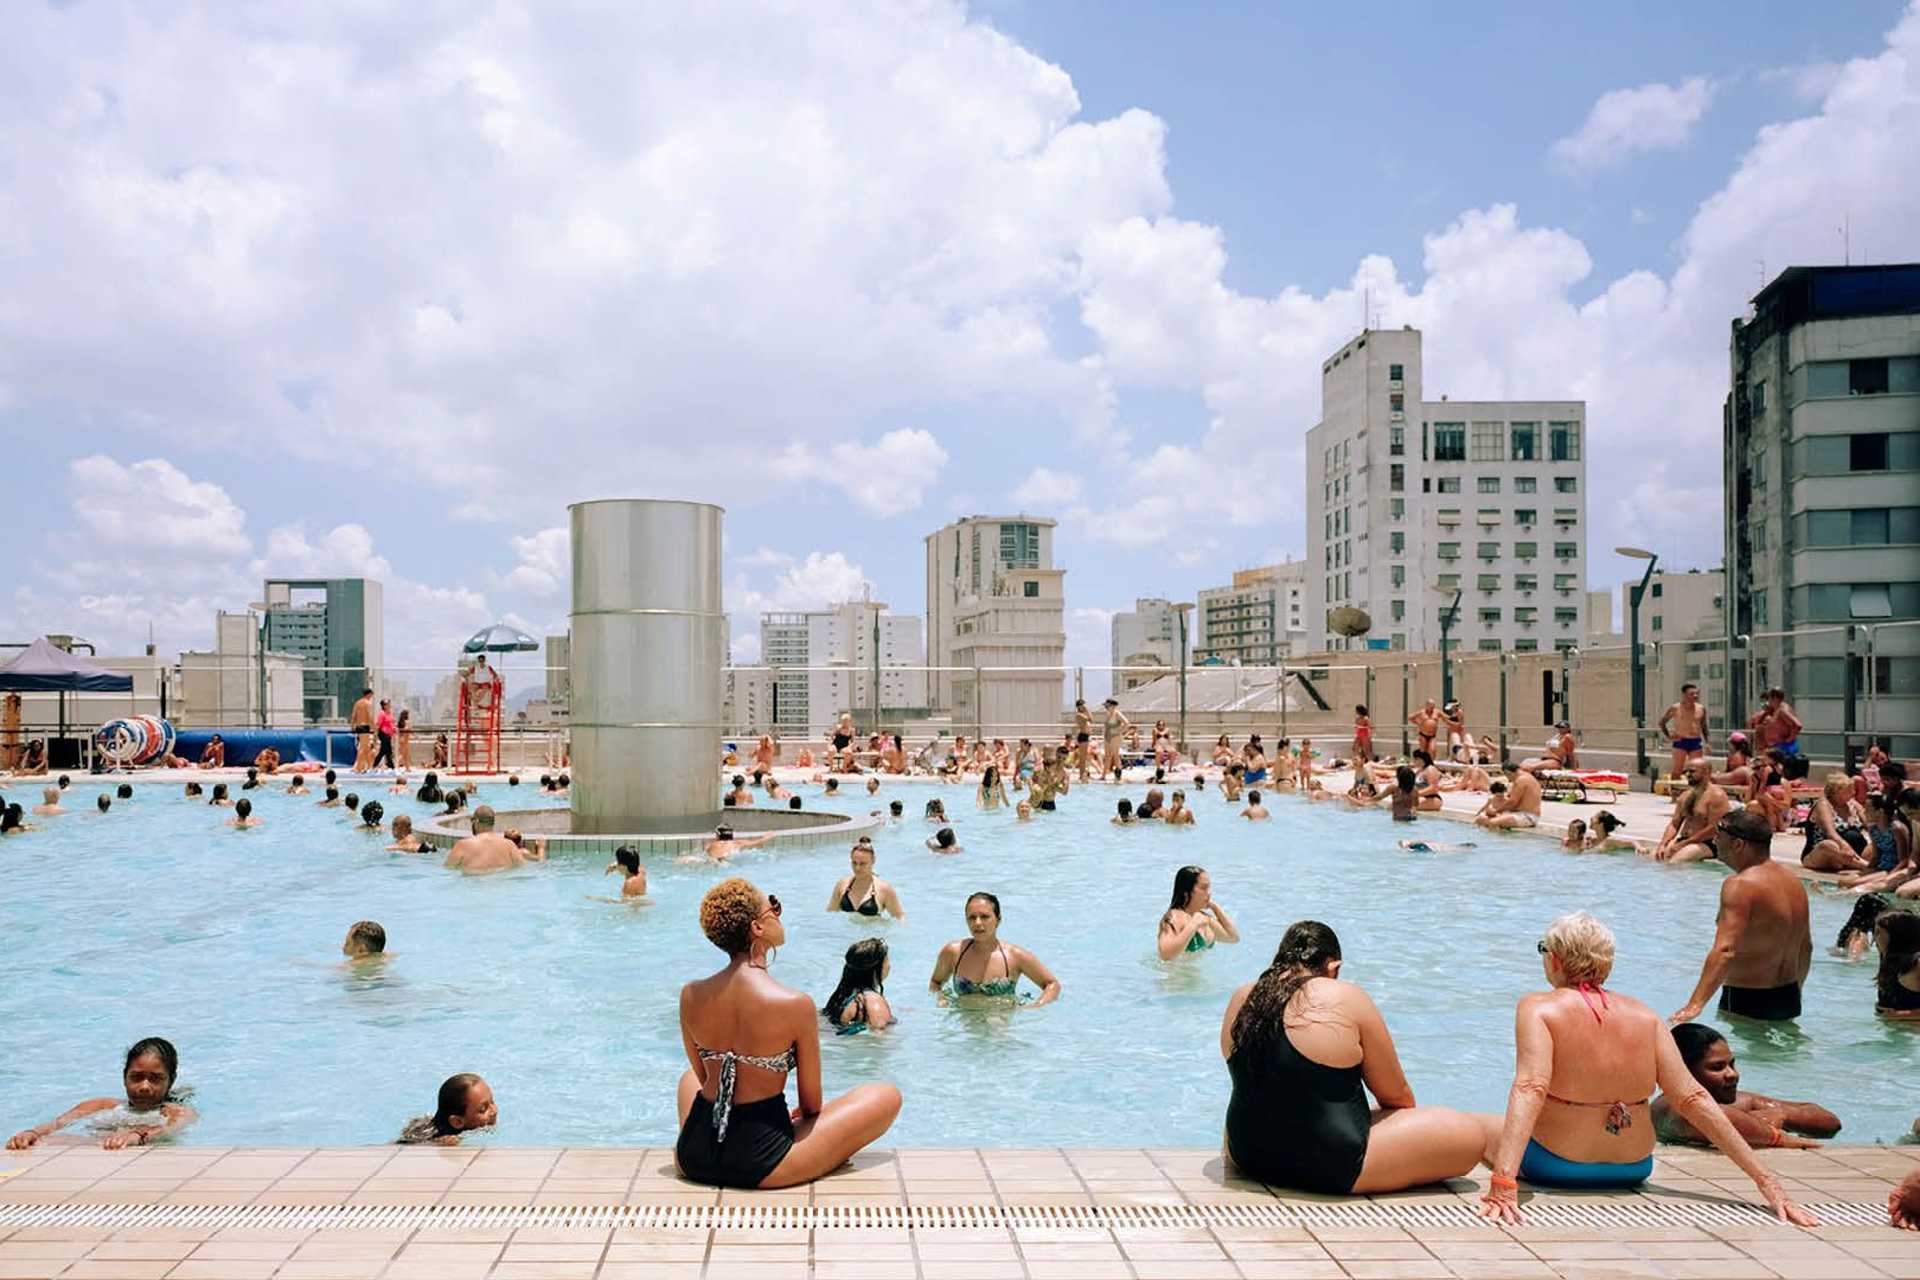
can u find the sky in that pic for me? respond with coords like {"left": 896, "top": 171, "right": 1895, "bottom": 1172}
{"left": 1, "top": 0, "right": 1916, "bottom": 693}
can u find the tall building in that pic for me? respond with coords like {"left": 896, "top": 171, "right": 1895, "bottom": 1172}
{"left": 1726, "top": 264, "right": 1920, "bottom": 757}
{"left": 923, "top": 515, "right": 1065, "bottom": 730}
{"left": 259, "top": 578, "right": 384, "bottom": 723}
{"left": 178, "top": 610, "right": 307, "bottom": 727}
{"left": 1110, "top": 598, "right": 1182, "bottom": 690}
{"left": 756, "top": 600, "right": 927, "bottom": 736}
{"left": 1195, "top": 562, "right": 1307, "bottom": 665}
{"left": 1305, "top": 328, "right": 1588, "bottom": 654}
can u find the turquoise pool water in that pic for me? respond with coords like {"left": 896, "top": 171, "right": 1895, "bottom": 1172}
{"left": 0, "top": 777, "right": 1911, "bottom": 1148}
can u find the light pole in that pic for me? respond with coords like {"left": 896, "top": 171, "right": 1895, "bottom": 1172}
{"left": 1433, "top": 587, "right": 1463, "bottom": 706}
{"left": 1173, "top": 602, "right": 1194, "bottom": 761}
{"left": 1616, "top": 546, "right": 1659, "bottom": 779}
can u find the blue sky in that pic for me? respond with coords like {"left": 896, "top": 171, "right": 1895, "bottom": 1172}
{"left": 1, "top": 0, "right": 1914, "bottom": 684}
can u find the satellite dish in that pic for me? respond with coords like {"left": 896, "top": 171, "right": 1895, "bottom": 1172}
{"left": 1329, "top": 606, "right": 1372, "bottom": 638}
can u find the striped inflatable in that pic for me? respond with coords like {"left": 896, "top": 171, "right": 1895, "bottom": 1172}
{"left": 94, "top": 716, "right": 176, "bottom": 766}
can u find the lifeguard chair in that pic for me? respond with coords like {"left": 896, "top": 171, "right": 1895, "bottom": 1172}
{"left": 453, "top": 624, "right": 537, "bottom": 775}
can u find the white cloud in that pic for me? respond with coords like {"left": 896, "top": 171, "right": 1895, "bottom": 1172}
{"left": 499, "top": 526, "right": 570, "bottom": 596}
{"left": 1010, "top": 465, "right": 1083, "bottom": 507}
{"left": 726, "top": 550, "right": 872, "bottom": 621}
{"left": 779, "top": 429, "right": 950, "bottom": 518}
{"left": 1763, "top": 61, "right": 1846, "bottom": 103}
{"left": 1550, "top": 77, "right": 1716, "bottom": 172}
{"left": 67, "top": 456, "right": 249, "bottom": 559}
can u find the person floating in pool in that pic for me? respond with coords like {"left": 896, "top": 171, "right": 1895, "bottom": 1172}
{"left": 691, "top": 824, "right": 775, "bottom": 865}
{"left": 1668, "top": 808, "right": 1811, "bottom": 1024}
{"left": 606, "top": 845, "right": 648, "bottom": 899}
{"left": 1344, "top": 777, "right": 1379, "bottom": 809}
{"left": 286, "top": 774, "right": 309, "bottom": 795}
{"left": 31, "top": 786, "right": 66, "bottom": 817}
{"left": 396, "top": 1073, "right": 496, "bottom": 1146}
{"left": 1164, "top": 789, "right": 1196, "bottom": 826}
{"left": 1654, "top": 1024, "right": 1837, "bottom": 1149}
{"left": 823, "top": 938, "right": 895, "bottom": 1032}
{"left": 925, "top": 826, "right": 962, "bottom": 854}
{"left": 1156, "top": 866, "right": 1240, "bottom": 960}
{"left": 342, "top": 920, "right": 388, "bottom": 962}
{"left": 1239, "top": 790, "right": 1269, "bottom": 821}
{"left": 94, "top": 793, "right": 111, "bottom": 814}
{"left": 1398, "top": 838, "right": 1477, "bottom": 853}
{"left": 1479, "top": 912, "right": 1814, "bottom": 1227}
{"left": 228, "top": 797, "right": 263, "bottom": 829}
{"left": 827, "top": 842, "right": 905, "bottom": 920}
{"left": 923, "top": 798, "right": 948, "bottom": 823}
{"left": 386, "top": 814, "right": 424, "bottom": 853}
{"left": 443, "top": 806, "right": 543, "bottom": 873}
{"left": 929, "top": 892, "right": 1060, "bottom": 1007}
{"left": 317, "top": 785, "right": 342, "bottom": 808}
{"left": 676, "top": 878, "right": 901, "bottom": 1187}
{"left": 6, "top": 1037, "right": 196, "bottom": 1151}
{"left": 359, "top": 801, "right": 385, "bottom": 831}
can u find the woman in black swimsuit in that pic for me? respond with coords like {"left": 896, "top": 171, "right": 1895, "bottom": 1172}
{"left": 1219, "top": 920, "right": 1493, "bottom": 1195}
{"left": 1876, "top": 913, "right": 1920, "bottom": 1016}
{"left": 823, "top": 939, "right": 895, "bottom": 1030}
{"left": 676, "top": 878, "right": 900, "bottom": 1188}
{"left": 824, "top": 842, "right": 905, "bottom": 921}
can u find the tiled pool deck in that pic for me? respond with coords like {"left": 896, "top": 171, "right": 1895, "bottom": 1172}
{"left": 4, "top": 1143, "right": 1919, "bottom": 1279}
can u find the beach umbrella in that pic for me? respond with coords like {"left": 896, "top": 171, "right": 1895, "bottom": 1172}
{"left": 462, "top": 624, "right": 539, "bottom": 654}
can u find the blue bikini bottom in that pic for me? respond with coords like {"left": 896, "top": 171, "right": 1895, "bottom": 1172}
{"left": 1518, "top": 1139, "right": 1652, "bottom": 1188}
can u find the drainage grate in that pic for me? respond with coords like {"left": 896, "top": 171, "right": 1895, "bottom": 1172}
{"left": 0, "top": 1198, "right": 1888, "bottom": 1232}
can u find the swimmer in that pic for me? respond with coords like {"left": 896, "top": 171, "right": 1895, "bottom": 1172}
{"left": 1585, "top": 811, "right": 1631, "bottom": 852}
{"left": 828, "top": 843, "right": 905, "bottom": 919}
{"left": 344, "top": 792, "right": 361, "bottom": 816}
{"left": 926, "top": 826, "right": 962, "bottom": 854}
{"left": 95, "top": 793, "right": 111, "bottom": 814}
{"left": 385, "top": 773, "right": 406, "bottom": 795}
{"left": 342, "top": 920, "right": 388, "bottom": 961}
{"left": 1561, "top": 819, "right": 1588, "bottom": 851}
{"left": 229, "top": 797, "right": 263, "bottom": 828}
{"left": 1240, "top": 790, "right": 1270, "bottom": 821}
{"left": 1654, "top": 1024, "right": 1838, "bottom": 1149}
{"left": 887, "top": 799, "right": 904, "bottom": 821}
{"left": 606, "top": 845, "right": 648, "bottom": 899}
{"left": 115, "top": 783, "right": 132, "bottom": 800}
{"left": 929, "top": 892, "right": 1060, "bottom": 1007}
{"left": 924, "top": 798, "right": 948, "bottom": 823}
{"left": 977, "top": 765, "right": 1009, "bottom": 810}
{"left": 317, "top": 786, "right": 341, "bottom": 807}
{"left": 504, "top": 828, "right": 547, "bottom": 860}
{"left": 823, "top": 778, "right": 840, "bottom": 797}
{"left": 692, "top": 823, "right": 775, "bottom": 864}
{"left": 824, "top": 939, "right": 896, "bottom": 1030}
{"left": 1409, "top": 697, "right": 1441, "bottom": 758}
{"left": 359, "top": 801, "right": 385, "bottom": 830}
{"left": 1345, "top": 777, "right": 1379, "bottom": 809}
{"left": 1015, "top": 800, "right": 1032, "bottom": 822}
{"left": 1411, "top": 751, "right": 1445, "bottom": 812}
{"left": 287, "top": 775, "right": 309, "bottom": 795}
{"left": 1157, "top": 865, "right": 1240, "bottom": 959}
{"left": 865, "top": 776, "right": 880, "bottom": 796}
{"left": 183, "top": 781, "right": 203, "bottom": 798}
{"left": 386, "top": 814, "right": 424, "bottom": 853}
{"left": 444, "top": 806, "right": 542, "bottom": 873}
{"left": 7, "top": 1037, "right": 196, "bottom": 1151}
{"left": 1388, "top": 766, "right": 1418, "bottom": 822}
{"left": 31, "top": 786, "right": 66, "bottom": 817}
{"left": 0, "top": 804, "right": 29, "bottom": 835}
{"left": 241, "top": 766, "right": 262, "bottom": 790}
{"left": 396, "top": 1073, "right": 496, "bottom": 1146}
{"left": 1164, "top": 789, "right": 1196, "bottom": 826}
{"left": 1113, "top": 798, "right": 1136, "bottom": 826}
{"left": 1399, "top": 839, "right": 1478, "bottom": 853}
{"left": 727, "top": 775, "right": 754, "bottom": 806}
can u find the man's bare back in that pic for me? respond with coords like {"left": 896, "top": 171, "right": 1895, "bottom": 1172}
{"left": 444, "top": 831, "right": 527, "bottom": 874}
{"left": 1722, "top": 860, "right": 1812, "bottom": 992}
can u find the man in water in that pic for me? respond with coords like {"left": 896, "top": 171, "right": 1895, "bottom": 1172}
{"left": 1654, "top": 1023, "right": 1838, "bottom": 1149}
{"left": 1658, "top": 682, "right": 1710, "bottom": 780}
{"left": 348, "top": 686, "right": 375, "bottom": 771}
{"left": 1476, "top": 763, "right": 1541, "bottom": 829}
{"left": 342, "top": 920, "right": 388, "bottom": 961}
{"left": 1652, "top": 759, "right": 1730, "bottom": 863}
{"left": 31, "top": 787, "right": 66, "bottom": 817}
{"left": 697, "top": 823, "right": 775, "bottom": 863}
{"left": 443, "top": 806, "right": 540, "bottom": 873}
{"left": 1671, "top": 807, "right": 1812, "bottom": 1023}
{"left": 1239, "top": 790, "right": 1269, "bottom": 821}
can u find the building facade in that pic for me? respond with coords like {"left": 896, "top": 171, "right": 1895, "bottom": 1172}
{"left": 1195, "top": 562, "right": 1307, "bottom": 666}
{"left": 259, "top": 578, "right": 384, "bottom": 724}
{"left": 1726, "top": 263, "right": 1920, "bottom": 758}
{"left": 1305, "top": 328, "right": 1588, "bottom": 655}
{"left": 544, "top": 634, "right": 570, "bottom": 714}
{"left": 924, "top": 515, "right": 1064, "bottom": 725}
{"left": 756, "top": 601, "right": 927, "bottom": 736}
{"left": 1110, "top": 597, "right": 1182, "bottom": 690}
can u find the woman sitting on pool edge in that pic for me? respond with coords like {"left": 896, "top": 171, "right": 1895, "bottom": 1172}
{"left": 1478, "top": 911, "right": 1814, "bottom": 1226}
{"left": 826, "top": 842, "right": 905, "bottom": 919}
{"left": 1220, "top": 921, "right": 1494, "bottom": 1197}
{"left": 7, "top": 1037, "right": 196, "bottom": 1150}
{"left": 1157, "top": 865, "right": 1240, "bottom": 960}
{"left": 930, "top": 892, "right": 1061, "bottom": 1007}
{"left": 676, "top": 878, "right": 901, "bottom": 1188}
{"left": 823, "top": 938, "right": 895, "bottom": 1032}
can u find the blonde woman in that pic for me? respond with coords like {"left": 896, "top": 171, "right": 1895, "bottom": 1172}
{"left": 1479, "top": 912, "right": 1814, "bottom": 1226}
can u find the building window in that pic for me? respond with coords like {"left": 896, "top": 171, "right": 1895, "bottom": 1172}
{"left": 1549, "top": 421, "right": 1581, "bottom": 461}
{"left": 1515, "top": 508, "right": 1537, "bottom": 525}
{"left": 1515, "top": 574, "right": 1538, "bottom": 592}
{"left": 1555, "top": 608, "right": 1578, "bottom": 625}
{"left": 1554, "top": 508, "right": 1578, "bottom": 526}
{"left": 1477, "top": 541, "right": 1500, "bottom": 560}
{"left": 1477, "top": 638, "right": 1503, "bottom": 652}
{"left": 1515, "top": 607, "right": 1538, "bottom": 625}
{"left": 1390, "top": 531, "right": 1405, "bottom": 554}
{"left": 1437, "top": 507, "right": 1461, "bottom": 526}
{"left": 1390, "top": 464, "right": 1404, "bottom": 491}
{"left": 1438, "top": 542, "right": 1461, "bottom": 561}
{"left": 1651, "top": 615, "right": 1663, "bottom": 632}
{"left": 1751, "top": 381, "right": 1767, "bottom": 413}
{"left": 1478, "top": 508, "right": 1501, "bottom": 523}
{"left": 1515, "top": 639, "right": 1539, "bottom": 652}
{"left": 1391, "top": 564, "right": 1405, "bottom": 588}
{"left": 1390, "top": 599, "right": 1405, "bottom": 622}
{"left": 1852, "top": 357, "right": 1891, "bottom": 396}
{"left": 1555, "top": 477, "right": 1578, "bottom": 494}
{"left": 1752, "top": 589, "right": 1768, "bottom": 625}
{"left": 1433, "top": 422, "right": 1466, "bottom": 461}
{"left": 1515, "top": 541, "right": 1538, "bottom": 559}
{"left": 1477, "top": 476, "right": 1501, "bottom": 494}
{"left": 1390, "top": 497, "right": 1405, "bottom": 519}
{"left": 1515, "top": 476, "right": 1537, "bottom": 494}
{"left": 1390, "top": 426, "right": 1404, "bottom": 456}
{"left": 1477, "top": 574, "right": 1500, "bottom": 591}
{"left": 1554, "top": 542, "right": 1577, "bottom": 561}
{"left": 1390, "top": 392, "right": 1405, "bottom": 412}
{"left": 1437, "top": 573, "right": 1461, "bottom": 589}
{"left": 1511, "top": 422, "right": 1539, "bottom": 460}
{"left": 999, "top": 522, "right": 1041, "bottom": 568}
{"left": 1437, "top": 477, "right": 1461, "bottom": 493}
{"left": 1471, "top": 422, "right": 1504, "bottom": 462}
{"left": 1389, "top": 363, "right": 1404, "bottom": 381}
{"left": 1554, "top": 573, "right": 1578, "bottom": 591}
{"left": 1022, "top": 580, "right": 1039, "bottom": 598}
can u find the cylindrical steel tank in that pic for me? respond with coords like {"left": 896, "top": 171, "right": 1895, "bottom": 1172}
{"left": 568, "top": 500, "right": 725, "bottom": 833}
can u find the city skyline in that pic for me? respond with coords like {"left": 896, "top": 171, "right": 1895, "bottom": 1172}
{"left": 2, "top": 2, "right": 1916, "bottom": 682}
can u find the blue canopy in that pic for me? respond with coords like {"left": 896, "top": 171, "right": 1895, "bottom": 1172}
{"left": 0, "top": 637, "right": 134, "bottom": 693}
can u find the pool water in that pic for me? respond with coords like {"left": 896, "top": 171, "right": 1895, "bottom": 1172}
{"left": 1, "top": 776, "right": 1912, "bottom": 1148}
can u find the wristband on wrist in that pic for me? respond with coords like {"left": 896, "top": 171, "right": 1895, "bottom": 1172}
{"left": 1489, "top": 1173, "right": 1518, "bottom": 1190}
{"left": 1767, "top": 1124, "right": 1784, "bottom": 1148}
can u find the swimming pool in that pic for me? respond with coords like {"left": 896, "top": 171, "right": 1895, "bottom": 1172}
{"left": 0, "top": 777, "right": 1911, "bottom": 1148}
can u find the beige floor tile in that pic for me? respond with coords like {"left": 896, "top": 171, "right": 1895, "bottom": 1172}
{"left": 810, "top": 1264, "right": 921, "bottom": 1280}
{"left": 394, "top": 1242, "right": 504, "bottom": 1264}
{"left": 1320, "top": 1241, "right": 1431, "bottom": 1259}
{"left": 1227, "top": 1263, "right": 1345, "bottom": 1280}
{"left": 272, "top": 1264, "right": 388, "bottom": 1280}
{"left": 0, "top": 1265, "right": 64, "bottom": 1280}
{"left": 56, "top": 1265, "right": 178, "bottom": 1280}
{"left": 166, "top": 1263, "right": 282, "bottom": 1280}
{"left": 809, "top": 1241, "right": 915, "bottom": 1261}
{"left": 0, "top": 1244, "right": 91, "bottom": 1262}
{"left": 1128, "top": 1261, "right": 1241, "bottom": 1279}
{"left": 187, "top": 1240, "right": 301, "bottom": 1260}
{"left": 1123, "top": 1239, "right": 1229, "bottom": 1260}
{"left": 485, "top": 1264, "right": 602, "bottom": 1279}
{"left": 1021, "top": 1263, "right": 1134, "bottom": 1280}
{"left": 591, "top": 1267, "right": 704, "bottom": 1280}
{"left": 497, "top": 1244, "right": 604, "bottom": 1262}
{"left": 916, "top": 1264, "right": 1027, "bottom": 1280}
{"left": 1337, "top": 1263, "right": 1452, "bottom": 1280}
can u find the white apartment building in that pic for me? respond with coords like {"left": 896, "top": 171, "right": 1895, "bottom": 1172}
{"left": 757, "top": 601, "right": 928, "bottom": 736}
{"left": 924, "top": 515, "right": 1065, "bottom": 729}
{"left": 1305, "top": 328, "right": 1588, "bottom": 655}
{"left": 1195, "top": 562, "right": 1307, "bottom": 665}
{"left": 1110, "top": 598, "right": 1182, "bottom": 690}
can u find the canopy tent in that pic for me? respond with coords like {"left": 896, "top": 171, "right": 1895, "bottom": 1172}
{"left": 0, "top": 637, "right": 133, "bottom": 692}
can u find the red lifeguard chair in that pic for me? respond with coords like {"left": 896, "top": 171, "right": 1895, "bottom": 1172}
{"left": 453, "top": 625, "right": 536, "bottom": 775}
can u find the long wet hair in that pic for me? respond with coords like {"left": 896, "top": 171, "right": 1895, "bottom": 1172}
{"left": 124, "top": 1036, "right": 188, "bottom": 1102}
{"left": 822, "top": 938, "right": 888, "bottom": 1022}
{"left": 1168, "top": 865, "right": 1205, "bottom": 912}
{"left": 399, "top": 1072, "right": 485, "bottom": 1143}
{"left": 1876, "top": 912, "right": 1920, "bottom": 1009}
{"left": 1839, "top": 893, "right": 1893, "bottom": 950}
{"left": 1229, "top": 921, "right": 1342, "bottom": 1058}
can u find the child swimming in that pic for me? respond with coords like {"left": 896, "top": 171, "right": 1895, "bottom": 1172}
{"left": 396, "top": 1073, "right": 496, "bottom": 1146}
{"left": 1398, "top": 839, "right": 1478, "bottom": 853}
{"left": 5, "top": 1037, "right": 196, "bottom": 1150}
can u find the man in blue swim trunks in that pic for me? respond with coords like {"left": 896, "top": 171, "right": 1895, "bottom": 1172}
{"left": 1749, "top": 686, "right": 1803, "bottom": 760}
{"left": 1658, "top": 682, "right": 1709, "bottom": 781}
